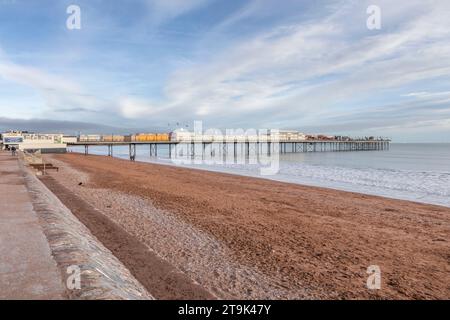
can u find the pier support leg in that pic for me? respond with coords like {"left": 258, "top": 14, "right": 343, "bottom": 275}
{"left": 107, "top": 144, "right": 113, "bottom": 157}
{"left": 129, "top": 144, "right": 136, "bottom": 161}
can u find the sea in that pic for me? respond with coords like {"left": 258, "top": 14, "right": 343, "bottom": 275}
{"left": 68, "top": 143, "right": 450, "bottom": 207}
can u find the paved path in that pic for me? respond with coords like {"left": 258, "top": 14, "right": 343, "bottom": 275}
{"left": 0, "top": 151, "right": 64, "bottom": 299}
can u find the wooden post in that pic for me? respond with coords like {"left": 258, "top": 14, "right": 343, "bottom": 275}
{"left": 129, "top": 144, "right": 136, "bottom": 161}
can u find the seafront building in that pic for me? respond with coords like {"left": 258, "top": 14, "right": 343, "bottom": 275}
{"left": 276, "top": 130, "right": 307, "bottom": 141}
{"left": 0, "top": 131, "right": 67, "bottom": 153}
{"left": 61, "top": 136, "right": 78, "bottom": 144}
{"left": 169, "top": 128, "right": 309, "bottom": 142}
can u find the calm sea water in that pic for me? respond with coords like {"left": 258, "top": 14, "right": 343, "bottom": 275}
{"left": 69, "top": 143, "right": 450, "bottom": 207}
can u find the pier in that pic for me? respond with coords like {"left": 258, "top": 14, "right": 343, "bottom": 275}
{"left": 68, "top": 140, "right": 390, "bottom": 161}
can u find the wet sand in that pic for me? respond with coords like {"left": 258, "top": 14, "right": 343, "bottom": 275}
{"left": 44, "top": 153, "right": 450, "bottom": 299}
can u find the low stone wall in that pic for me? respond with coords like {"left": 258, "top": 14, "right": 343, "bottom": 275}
{"left": 20, "top": 159, "right": 153, "bottom": 300}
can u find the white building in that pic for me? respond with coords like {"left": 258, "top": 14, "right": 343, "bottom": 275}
{"left": 1, "top": 131, "right": 24, "bottom": 149}
{"left": 61, "top": 136, "right": 78, "bottom": 144}
{"left": 171, "top": 128, "right": 261, "bottom": 142}
{"left": 170, "top": 129, "right": 195, "bottom": 142}
{"left": 269, "top": 130, "right": 307, "bottom": 141}
{"left": 1, "top": 132, "right": 67, "bottom": 153}
{"left": 170, "top": 128, "right": 308, "bottom": 142}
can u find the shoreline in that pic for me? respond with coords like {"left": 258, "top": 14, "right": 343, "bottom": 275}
{"left": 144, "top": 158, "right": 450, "bottom": 209}
{"left": 66, "top": 148, "right": 450, "bottom": 208}
{"left": 44, "top": 153, "right": 450, "bottom": 299}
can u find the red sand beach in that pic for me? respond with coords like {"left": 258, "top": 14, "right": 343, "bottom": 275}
{"left": 42, "top": 153, "right": 450, "bottom": 299}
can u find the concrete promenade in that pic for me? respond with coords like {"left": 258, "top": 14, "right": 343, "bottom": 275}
{"left": 0, "top": 151, "right": 64, "bottom": 299}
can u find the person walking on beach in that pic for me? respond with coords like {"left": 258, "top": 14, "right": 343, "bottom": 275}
{"left": 11, "top": 146, "right": 16, "bottom": 156}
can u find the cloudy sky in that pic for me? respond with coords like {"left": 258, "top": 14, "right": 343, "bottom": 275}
{"left": 0, "top": 0, "right": 450, "bottom": 141}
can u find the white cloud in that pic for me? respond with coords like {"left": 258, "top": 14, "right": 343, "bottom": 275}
{"left": 144, "top": 0, "right": 213, "bottom": 24}
{"left": 0, "top": 62, "right": 80, "bottom": 94}
{"left": 0, "top": 51, "right": 104, "bottom": 115}
{"left": 402, "top": 91, "right": 450, "bottom": 98}
{"left": 119, "top": 97, "right": 157, "bottom": 118}
{"left": 120, "top": 0, "right": 450, "bottom": 133}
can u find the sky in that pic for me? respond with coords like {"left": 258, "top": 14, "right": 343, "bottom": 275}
{"left": 0, "top": 0, "right": 450, "bottom": 142}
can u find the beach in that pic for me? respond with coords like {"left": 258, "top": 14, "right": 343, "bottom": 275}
{"left": 43, "top": 153, "right": 450, "bottom": 299}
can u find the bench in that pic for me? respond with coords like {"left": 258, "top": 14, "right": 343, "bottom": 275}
{"left": 30, "top": 164, "right": 59, "bottom": 172}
